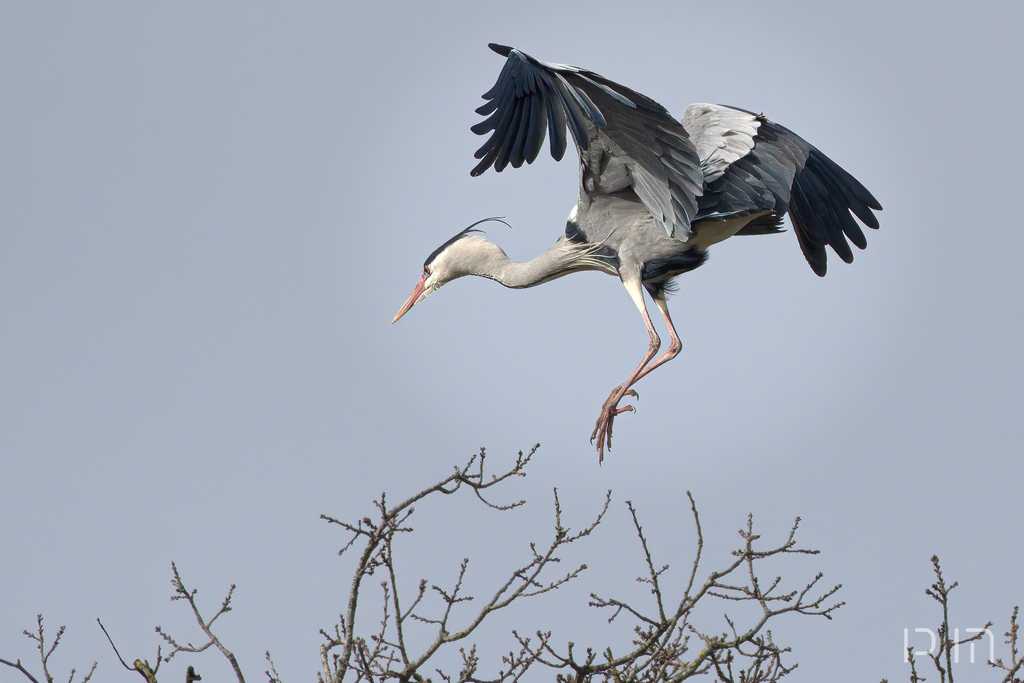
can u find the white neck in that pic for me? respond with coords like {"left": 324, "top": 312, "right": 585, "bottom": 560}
{"left": 458, "top": 236, "right": 612, "bottom": 288}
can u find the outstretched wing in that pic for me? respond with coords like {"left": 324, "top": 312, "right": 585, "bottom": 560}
{"left": 682, "top": 103, "right": 882, "bottom": 276}
{"left": 471, "top": 44, "right": 703, "bottom": 238}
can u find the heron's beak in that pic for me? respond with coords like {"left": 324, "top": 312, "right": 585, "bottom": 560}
{"left": 392, "top": 274, "right": 428, "bottom": 324}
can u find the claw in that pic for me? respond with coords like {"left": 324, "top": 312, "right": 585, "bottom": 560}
{"left": 589, "top": 377, "right": 651, "bottom": 462}
{"left": 591, "top": 391, "right": 639, "bottom": 462}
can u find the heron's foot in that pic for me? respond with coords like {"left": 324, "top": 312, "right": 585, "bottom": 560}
{"left": 590, "top": 389, "right": 639, "bottom": 462}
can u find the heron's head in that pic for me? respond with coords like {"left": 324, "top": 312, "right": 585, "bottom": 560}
{"left": 391, "top": 217, "right": 511, "bottom": 324}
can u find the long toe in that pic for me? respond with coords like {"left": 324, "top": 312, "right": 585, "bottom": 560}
{"left": 596, "top": 422, "right": 611, "bottom": 462}
{"left": 592, "top": 411, "right": 614, "bottom": 462}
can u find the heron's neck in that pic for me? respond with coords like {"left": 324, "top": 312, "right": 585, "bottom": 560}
{"left": 468, "top": 237, "right": 605, "bottom": 289}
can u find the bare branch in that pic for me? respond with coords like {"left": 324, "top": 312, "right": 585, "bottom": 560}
{"left": 0, "top": 657, "right": 42, "bottom": 683}
{"left": 625, "top": 499, "right": 669, "bottom": 623}
{"left": 320, "top": 446, "right": 621, "bottom": 683}
{"left": 96, "top": 619, "right": 135, "bottom": 674}
{"left": 892, "top": 556, "right": 1021, "bottom": 683}
{"left": 537, "top": 498, "right": 841, "bottom": 683}
{"left": 320, "top": 447, "right": 544, "bottom": 683}
{"left": 2, "top": 616, "right": 96, "bottom": 683}
{"left": 156, "top": 563, "right": 246, "bottom": 683}
{"left": 263, "top": 652, "right": 283, "bottom": 683}
{"left": 991, "top": 605, "right": 1024, "bottom": 683}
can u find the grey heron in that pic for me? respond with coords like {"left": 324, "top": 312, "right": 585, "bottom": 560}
{"left": 393, "top": 44, "right": 882, "bottom": 462}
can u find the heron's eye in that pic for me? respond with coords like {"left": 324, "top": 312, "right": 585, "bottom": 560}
{"left": 424, "top": 266, "right": 431, "bottom": 276}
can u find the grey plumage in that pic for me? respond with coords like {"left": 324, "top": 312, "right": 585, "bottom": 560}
{"left": 394, "top": 45, "right": 883, "bottom": 461}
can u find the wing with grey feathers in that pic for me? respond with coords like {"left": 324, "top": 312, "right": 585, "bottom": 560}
{"left": 471, "top": 44, "right": 703, "bottom": 238}
{"left": 683, "top": 103, "right": 882, "bottom": 276}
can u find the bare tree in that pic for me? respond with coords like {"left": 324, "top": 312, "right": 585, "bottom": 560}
{"left": 316, "top": 445, "right": 842, "bottom": 683}
{"left": 3, "top": 445, "right": 843, "bottom": 683}
{"left": 885, "top": 555, "right": 1022, "bottom": 683}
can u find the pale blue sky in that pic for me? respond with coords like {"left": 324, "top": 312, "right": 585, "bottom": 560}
{"left": 2, "top": 2, "right": 1022, "bottom": 681}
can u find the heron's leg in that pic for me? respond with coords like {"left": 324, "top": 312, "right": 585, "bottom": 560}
{"left": 627, "top": 294, "right": 682, "bottom": 386}
{"left": 591, "top": 278, "right": 660, "bottom": 462}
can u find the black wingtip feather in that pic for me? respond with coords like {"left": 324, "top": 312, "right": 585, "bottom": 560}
{"left": 523, "top": 93, "right": 547, "bottom": 164}
{"left": 840, "top": 210, "right": 868, "bottom": 250}
{"left": 786, "top": 146, "right": 882, "bottom": 275}
{"left": 475, "top": 99, "right": 499, "bottom": 117}
{"left": 508, "top": 94, "right": 532, "bottom": 168}
{"left": 489, "top": 43, "right": 513, "bottom": 57}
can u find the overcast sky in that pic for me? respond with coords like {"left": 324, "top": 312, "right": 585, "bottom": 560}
{"left": 2, "top": 2, "right": 1023, "bottom": 682}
